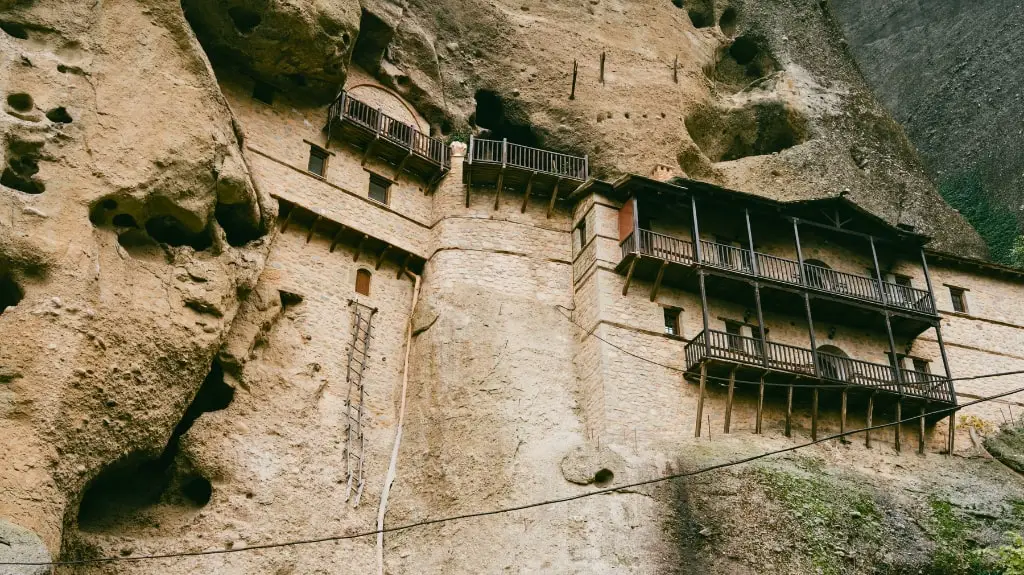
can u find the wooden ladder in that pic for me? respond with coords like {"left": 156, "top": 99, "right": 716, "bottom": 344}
{"left": 344, "top": 300, "right": 377, "bottom": 507}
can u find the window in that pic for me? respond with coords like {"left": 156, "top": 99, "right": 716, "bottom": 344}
{"left": 663, "top": 307, "right": 681, "bottom": 336}
{"left": 252, "top": 80, "right": 274, "bottom": 104}
{"left": 911, "top": 358, "right": 931, "bottom": 374}
{"left": 355, "top": 269, "right": 371, "bottom": 296}
{"left": 368, "top": 174, "right": 390, "bottom": 205}
{"left": 724, "top": 320, "right": 743, "bottom": 351}
{"left": 576, "top": 219, "right": 587, "bottom": 250}
{"left": 307, "top": 146, "right": 328, "bottom": 177}
{"left": 949, "top": 287, "right": 968, "bottom": 313}
{"left": 893, "top": 274, "right": 912, "bottom": 288}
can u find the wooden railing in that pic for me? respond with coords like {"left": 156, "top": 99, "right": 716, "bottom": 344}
{"left": 684, "top": 329, "right": 955, "bottom": 403}
{"left": 327, "top": 91, "right": 450, "bottom": 169}
{"left": 623, "top": 231, "right": 936, "bottom": 315}
{"left": 468, "top": 136, "right": 588, "bottom": 181}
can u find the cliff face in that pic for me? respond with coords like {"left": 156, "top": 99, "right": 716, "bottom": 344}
{"left": 0, "top": 0, "right": 1017, "bottom": 573}
{"left": 829, "top": 0, "right": 1024, "bottom": 261}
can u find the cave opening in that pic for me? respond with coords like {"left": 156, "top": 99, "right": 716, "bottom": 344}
{"left": 711, "top": 34, "right": 778, "bottom": 93}
{"left": 686, "top": 0, "right": 715, "bottom": 28}
{"left": 6, "top": 93, "right": 33, "bottom": 112}
{"left": 227, "top": 6, "right": 261, "bottom": 35}
{"left": 46, "top": 107, "right": 72, "bottom": 124}
{"left": 351, "top": 9, "right": 394, "bottom": 73}
{"left": 685, "top": 101, "right": 808, "bottom": 163}
{"left": 719, "top": 7, "right": 737, "bottom": 36}
{"left": 76, "top": 358, "right": 233, "bottom": 532}
{"left": 0, "top": 269, "right": 24, "bottom": 315}
{"left": 1, "top": 143, "right": 45, "bottom": 195}
{"left": 471, "top": 89, "right": 540, "bottom": 147}
{"left": 145, "top": 215, "right": 213, "bottom": 251}
{"left": 0, "top": 21, "right": 28, "bottom": 40}
{"left": 215, "top": 201, "right": 265, "bottom": 247}
{"left": 111, "top": 213, "right": 138, "bottom": 228}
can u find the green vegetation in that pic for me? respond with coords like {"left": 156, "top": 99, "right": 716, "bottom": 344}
{"left": 926, "top": 498, "right": 990, "bottom": 574}
{"left": 991, "top": 532, "right": 1024, "bottom": 574}
{"left": 939, "top": 172, "right": 1022, "bottom": 267}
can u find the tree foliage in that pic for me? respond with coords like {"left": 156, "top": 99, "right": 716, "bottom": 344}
{"left": 939, "top": 172, "right": 1021, "bottom": 266}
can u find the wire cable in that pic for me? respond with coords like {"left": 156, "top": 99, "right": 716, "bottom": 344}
{"left": 4, "top": 375, "right": 1024, "bottom": 568}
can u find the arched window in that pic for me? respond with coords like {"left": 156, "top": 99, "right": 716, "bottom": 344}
{"left": 355, "top": 269, "right": 371, "bottom": 296}
{"left": 816, "top": 345, "right": 850, "bottom": 381}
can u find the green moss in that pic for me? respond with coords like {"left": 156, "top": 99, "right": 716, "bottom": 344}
{"left": 925, "top": 498, "right": 992, "bottom": 574}
{"left": 939, "top": 171, "right": 1021, "bottom": 267}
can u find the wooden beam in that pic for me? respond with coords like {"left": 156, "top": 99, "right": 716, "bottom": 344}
{"left": 329, "top": 225, "right": 346, "bottom": 253}
{"left": 306, "top": 215, "right": 322, "bottom": 243}
{"left": 353, "top": 234, "right": 367, "bottom": 262}
{"left": 375, "top": 244, "right": 391, "bottom": 270}
{"left": 547, "top": 178, "right": 562, "bottom": 219}
{"left": 755, "top": 373, "right": 765, "bottom": 434}
{"left": 947, "top": 412, "right": 956, "bottom": 456}
{"left": 397, "top": 253, "right": 413, "bottom": 279}
{"left": 840, "top": 389, "right": 847, "bottom": 439}
{"left": 919, "top": 404, "right": 927, "bottom": 455}
{"left": 622, "top": 256, "right": 637, "bottom": 296}
{"left": 494, "top": 167, "right": 505, "bottom": 210}
{"left": 393, "top": 151, "right": 412, "bottom": 182}
{"left": 521, "top": 172, "right": 536, "bottom": 213}
{"left": 280, "top": 205, "right": 296, "bottom": 233}
{"left": 895, "top": 400, "right": 902, "bottom": 453}
{"left": 724, "top": 367, "right": 737, "bottom": 434}
{"left": 465, "top": 164, "right": 473, "bottom": 208}
{"left": 695, "top": 362, "right": 707, "bottom": 438}
{"left": 866, "top": 392, "right": 875, "bottom": 448}
{"left": 811, "top": 387, "right": 819, "bottom": 441}
{"left": 361, "top": 137, "right": 379, "bottom": 166}
{"left": 650, "top": 260, "right": 668, "bottom": 302}
{"left": 785, "top": 382, "right": 794, "bottom": 438}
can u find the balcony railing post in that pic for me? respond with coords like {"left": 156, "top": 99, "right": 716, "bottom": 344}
{"left": 583, "top": 154, "right": 589, "bottom": 180}
{"left": 501, "top": 138, "right": 508, "bottom": 167}
{"left": 920, "top": 249, "right": 939, "bottom": 315}
{"left": 883, "top": 312, "right": 904, "bottom": 396}
{"left": 744, "top": 208, "right": 759, "bottom": 276}
{"left": 869, "top": 236, "right": 887, "bottom": 305}
{"left": 792, "top": 219, "right": 805, "bottom": 285}
{"left": 376, "top": 107, "right": 383, "bottom": 136}
{"left": 468, "top": 135, "right": 475, "bottom": 165}
{"left": 690, "top": 197, "right": 704, "bottom": 264}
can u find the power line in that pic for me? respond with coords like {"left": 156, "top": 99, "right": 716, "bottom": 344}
{"left": 4, "top": 375, "right": 1024, "bottom": 568}
{"left": 553, "top": 306, "right": 1024, "bottom": 390}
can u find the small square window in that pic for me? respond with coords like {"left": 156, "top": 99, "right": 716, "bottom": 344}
{"left": 893, "top": 274, "right": 912, "bottom": 288}
{"left": 307, "top": 146, "right": 328, "bottom": 177}
{"left": 663, "top": 307, "right": 681, "bottom": 336}
{"left": 252, "top": 80, "right": 274, "bottom": 104}
{"left": 949, "top": 287, "right": 968, "bottom": 313}
{"left": 576, "top": 220, "right": 587, "bottom": 250}
{"left": 724, "top": 320, "right": 743, "bottom": 351}
{"left": 912, "top": 358, "right": 930, "bottom": 374}
{"left": 368, "top": 174, "right": 390, "bottom": 205}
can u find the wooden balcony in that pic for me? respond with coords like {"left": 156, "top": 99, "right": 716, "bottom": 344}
{"left": 464, "top": 136, "right": 588, "bottom": 212}
{"left": 618, "top": 229, "right": 937, "bottom": 318}
{"left": 326, "top": 91, "right": 450, "bottom": 183}
{"left": 684, "top": 329, "right": 956, "bottom": 405}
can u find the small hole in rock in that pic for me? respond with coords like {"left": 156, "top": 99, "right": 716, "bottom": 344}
{"left": 0, "top": 270, "right": 24, "bottom": 315}
{"left": 473, "top": 89, "right": 541, "bottom": 146}
{"left": 6, "top": 93, "right": 33, "bottom": 112}
{"left": 594, "top": 468, "right": 614, "bottom": 487}
{"left": 227, "top": 6, "right": 261, "bottom": 35}
{"left": 719, "top": 7, "right": 737, "bottom": 36}
{"left": 111, "top": 214, "right": 138, "bottom": 228}
{"left": 0, "top": 22, "right": 28, "bottom": 40}
{"left": 101, "top": 198, "right": 118, "bottom": 210}
{"left": 181, "top": 477, "right": 213, "bottom": 506}
{"left": 45, "top": 107, "right": 72, "bottom": 123}
{"left": 280, "top": 290, "right": 304, "bottom": 310}
{"left": 1, "top": 143, "right": 44, "bottom": 195}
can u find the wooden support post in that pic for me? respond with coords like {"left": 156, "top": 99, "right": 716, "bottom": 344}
{"left": 599, "top": 51, "right": 606, "bottom": 84}
{"left": 362, "top": 112, "right": 382, "bottom": 166}
{"left": 673, "top": 54, "right": 678, "bottom": 84}
{"left": 329, "top": 226, "right": 346, "bottom": 253}
{"left": 306, "top": 215, "right": 322, "bottom": 243}
{"left": 353, "top": 234, "right": 367, "bottom": 262}
{"left": 393, "top": 151, "right": 412, "bottom": 182}
{"left": 569, "top": 60, "right": 578, "bottom": 100}
{"left": 494, "top": 138, "right": 507, "bottom": 210}
{"left": 695, "top": 362, "right": 707, "bottom": 438}
{"left": 866, "top": 392, "right": 875, "bottom": 448}
{"left": 521, "top": 172, "right": 536, "bottom": 213}
{"left": 397, "top": 253, "right": 412, "bottom": 279}
{"left": 755, "top": 373, "right": 765, "bottom": 434}
{"left": 466, "top": 136, "right": 474, "bottom": 208}
{"left": 280, "top": 205, "right": 295, "bottom": 233}
{"left": 840, "top": 389, "right": 848, "bottom": 437}
{"left": 622, "top": 257, "right": 637, "bottom": 296}
{"left": 375, "top": 244, "right": 391, "bottom": 270}
{"left": 785, "top": 383, "right": 794, "bottom": 438}
{"left": 947, "top": 413, "right": 956, "bottom": 456}
{"left": 547, "top": 178, "right": 562, "bottom": 218}
{"left": 811, "top": 387, "right": 819, "bottom": 441}
{"left": 650, "top": 261, "right": 668, "bottom": 302}
{"left": 895, "top": 400, "right": 902, "bottom": 453}
{"left": 724, "top": 367, "right": 737, "bottom": 434}
{"left": 919, "top": 404, "right": 927, "bottom": 455}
